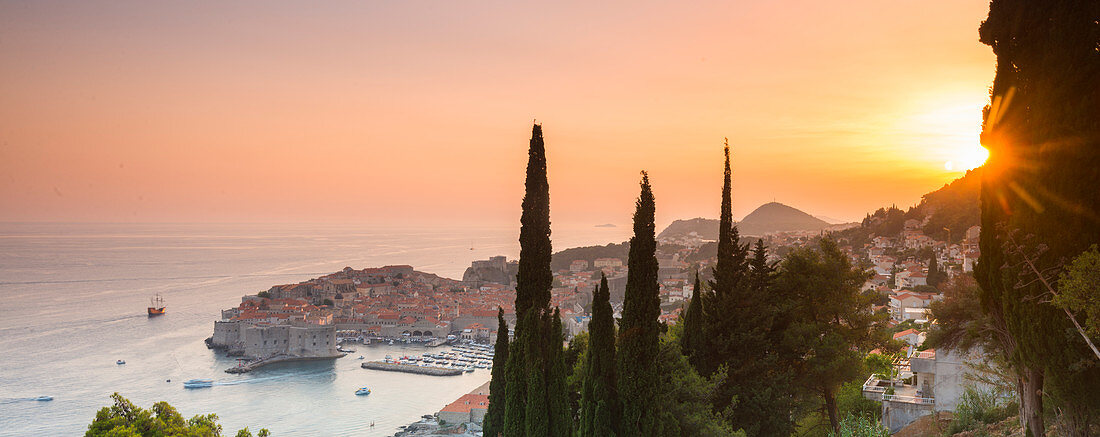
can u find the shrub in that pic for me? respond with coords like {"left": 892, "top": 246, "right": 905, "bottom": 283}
{"left": 833, "top": 414, "right": 890, "bottom": 437}
{"left": 837, "top": 381, "right": 881, "bottom": 421}
{"left": 944, "top": 386, "right": 1017, "bottom": 435}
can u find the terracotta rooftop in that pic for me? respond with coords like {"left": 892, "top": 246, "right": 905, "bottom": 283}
{"left": 439, "top": 393, "right": 490, "bottom": 413}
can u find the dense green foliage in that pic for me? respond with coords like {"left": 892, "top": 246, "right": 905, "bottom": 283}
{"left": 579, "top": 275, "right": 618, "bottom": 437}
{"left": 679, "top": 271, "right": 706, "bottom": 368}
{"left": 943, "top": 387, "right": 1017, "bottom": 436}
{"left": 697, "top": 143, "right": 795, "bottom": 436}
{"left": 86, "top": 393, "right": 267, "bottom": 437}
{"left": 974, "top": 1, "right": 1100, "bottom": 434}
{"left": 515, "top": 123, "right": 553, "bottom": 320}
{"left": 547, "top": 309, "right": 571, "bottom": 436}
{"left": 500, "top": 123, "right": 569, "bottom": 436}
{"left": 775, "top": 239, "right": 882, "bottom": 434}
{"left": 831, "top": 414, "right": 889, "bottom": 437}
{"left": 793, "top": 380, "right": 882, "bottom": 437}
{"left": 617, "top": 172, "right": 661, "bottom": 436}
{"left": 502, "top": 316, "right": 527, "bottom": 436}
{"left": 699, "top": 142, "right": 749, "bottom": 377}
{"left": 483, "top": 307, "right": 509, "bottom": 437}
{"left": 652, "top": 330, "right": 744, "bottom": 437}
{"left": 1055, "top": 245, "right": 1100, "bottom": 338}
{"left": 563, "top": 331, "right": 588, "bottom": 421}
{"left": 834, "top": 381, "right": 881, "bottom": 422}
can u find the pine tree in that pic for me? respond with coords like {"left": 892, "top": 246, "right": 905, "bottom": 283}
{"left": 776, "top": 238, "right": 881, "bottom": 434}
{"left": 748, "top": 239, "right": 775, "bottom": 294}
{"left": 617, "top": 172, "right": 660, "bottom": 436}
{"left": 580, "top": 275, "right": 618, "bottom": 437}
{"left": 484, "top": 307, "right": 509, "bottom": 437}
{"left": 679, "top": 271, "right": 706, "bottom": 369}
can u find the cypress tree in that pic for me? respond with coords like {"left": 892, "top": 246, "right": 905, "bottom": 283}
{"left": 703, "top": 143, "right": 794, "bottom": 435}
{"left": 519, "top": 308, "right": 569, "bottom": 437}
{"left": 503, "top": 312, "right": 528, "bottom": 436}
{"left": 679, "top": 271, "right": 706, "bottom": 369}
{"left": 580, "top": 274, "right": 618, "bottom": 437}
{"left": 505, "top": 123, "right": 554, "bottom": 436}
{"left": 926, "top": 256, "right": 945, "bottom": 288}
{"left": 484, "top": 307, "right": 509, "bottom": 437}
{"left": 524, "top": 310, "right": 550, "bottom": 436}
{"left": 515, "top": 123, "right": 553, "bottom": 321}
{"left": 712, "top": 140, "right": 750, "bottom": 296}
{"left": 617, "top": 172, "right": 660, "bottom": 436}
{"left": 975, "top": 1, "right": 1100, "bottom": 433}
{"left": 546, "top": 308, "right": 571, "bottom": 437}
{"left": 701, "top": 140, "right": 750, "bottom": 376}
{"left": 504, "top": 123, "right": 571, "bottom": 437}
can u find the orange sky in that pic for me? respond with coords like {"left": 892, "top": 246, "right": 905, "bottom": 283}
{"left": 0, "top": 1, "right": 995, "bottom": 228}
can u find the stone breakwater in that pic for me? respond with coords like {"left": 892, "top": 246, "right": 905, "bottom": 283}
{"left": 361, "top": 361, "right": 464, "bottom": 376}
{"left": 224, "top": 354, "right": 345, "bottom": 373}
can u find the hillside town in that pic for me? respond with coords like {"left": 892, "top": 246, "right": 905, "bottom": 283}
{"left": 205, "top": 208, "right": 986, "bottom": 432}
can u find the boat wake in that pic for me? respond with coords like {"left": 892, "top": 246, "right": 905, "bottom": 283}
{"left": 0, "top": 396, "right": 53, "bottom": 404}
{"left": 209, "top": 368, "right": 333, "bottom": 387}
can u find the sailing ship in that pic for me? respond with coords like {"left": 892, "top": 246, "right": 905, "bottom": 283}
{"left": 148, "top": 293, "right": 166, "bottom": 316}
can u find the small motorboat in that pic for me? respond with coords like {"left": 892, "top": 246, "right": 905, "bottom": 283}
{"left": 355, "top": 387, "right": 371, "bottom": 396}
{"left": 34, "top": 396, "right": 53, "bottom": 401}
{"left": 183, "top": 379, "right": 214, "bottom": 389}
{"left": 116, "top": 360, "right": 126, "bottom": 365}
{"left": 357, "top": 356, "right": 364, "bottom": 360}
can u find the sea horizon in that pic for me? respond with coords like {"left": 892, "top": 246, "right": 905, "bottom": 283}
{"left": 0, "top": 222, "right": 629, "bottom": 436}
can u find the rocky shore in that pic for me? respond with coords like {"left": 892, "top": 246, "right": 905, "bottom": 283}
{"left": 392, "top": 419, "right": 482, "bottom": 437}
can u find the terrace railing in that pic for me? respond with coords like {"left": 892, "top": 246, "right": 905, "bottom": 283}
{"left": 883, "top": 394, "right": 935, "bottom": 405}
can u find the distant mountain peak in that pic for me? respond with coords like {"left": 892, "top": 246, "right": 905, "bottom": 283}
{"left": 737, "top": 202, "right": 829, "bottom": 235}
{"left": 657, "top": 203, "right": 833, "bottom": 241}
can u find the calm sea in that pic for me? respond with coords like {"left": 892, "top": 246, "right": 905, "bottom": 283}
{"left": 0, "top": 223, "right": 629, "bottom": 436}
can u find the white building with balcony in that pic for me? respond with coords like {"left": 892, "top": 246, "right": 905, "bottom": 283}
{"left": 863, "top": 347, "right": 997, "bottom": 432}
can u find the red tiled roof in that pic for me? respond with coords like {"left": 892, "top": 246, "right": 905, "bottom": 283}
{"left": 893, "top": 328, "right": 921, "bottom": 339}
{"left": 440, "top": 394, "right": 490, "bottom": 413}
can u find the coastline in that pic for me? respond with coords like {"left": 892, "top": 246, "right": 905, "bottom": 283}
{"left": 393, "top": 381, "right": 492, "bottom": 437}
